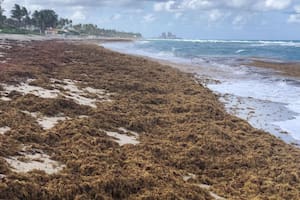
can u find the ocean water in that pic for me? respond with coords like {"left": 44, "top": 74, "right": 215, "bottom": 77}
{"left": 105, "top": 39, "right": 300, "bottom": 62}
{"left": 103, "top": 39, "right": 300, "bottom": 146}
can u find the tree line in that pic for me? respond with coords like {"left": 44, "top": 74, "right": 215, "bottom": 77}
{"left": 0, "top": 1, "right": 142, "bottom": 38}
{"left": 72, "top": 24, "right": 142, "bottom": 38}
{"left": 0, "top": 3, "right": 71, "bottom": 34}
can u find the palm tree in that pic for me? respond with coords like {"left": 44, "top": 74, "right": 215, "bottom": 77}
{"left": 32, "top": 9, "right": 58, "bottom": 34}
{"left": 0, "top": 1, "right": 6, "bottom": 28}
{"left": 21, "top": 6, "right": 31, "bottom": 28}
{"left": 69, "top": 19, "right": 73, "bottom": 27}
{"left": 11, "top": 4, "right": 24, "bottom": 27}
{"left": 57, "top": 18, "right": 72, "bottom": 29}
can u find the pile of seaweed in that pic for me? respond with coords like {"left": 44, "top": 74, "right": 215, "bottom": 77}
{"left": 0, "top": 39, "right": 299, "bottom": 200}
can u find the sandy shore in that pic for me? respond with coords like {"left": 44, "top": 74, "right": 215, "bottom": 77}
{"left": 0, "top": 33, "right": 138, "bottom": 43}
{"left": 0, "top": 39, "right": 300, "bottom": 199}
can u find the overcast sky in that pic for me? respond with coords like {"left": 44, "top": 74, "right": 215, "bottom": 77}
{"left": 2, "top": 0, "right": 300, "bottom": 40}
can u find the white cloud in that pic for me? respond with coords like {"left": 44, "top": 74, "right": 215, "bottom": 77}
{"left": 208, "top": 9, "right": 223, "bottom": 22}
{"left": 174, "top": 12, "right": 183, "bottom": 19}
{"left": 21, "top": 0, "right": 164, "bottom": 8}
{"left": 254, "top": 0, "right": 291, "bottom": 11}
{"left": 2, "top": 0, "right": 43, "bottom": 15}
{"left": 224, "top": 0, "right": 249, "bottom": 8}
{"left": 153, "top": 0, "right": 293, "bottom": 12}
{"left": 288, "top": 14, "right": 300, "bottom": 23}
{"left": 288, "top": 5, "right": 300, "bottom": 23}
{"left": 232, "top": 15, "right": 247, "bottom": 27}
{"left": 2, "top": 0, "right": 296, "bottom": 29}
{"left": 152, "top": 0, "right": 293, "bottom": 28}
{"left": 294, "top": 5, "right": 300, "bottom": 13}
{"left": 154, "top": 1, "right": 176, "bottom": 12}
{"left": 154, "top": 0, "right": 215, "bottom": 12}
{"left": 143, "top": 14, "right": 156, "bottom": 23}
{"left": 70, "top": 7, "right": 86, "bottom": 21}
{"left": 181, "top": 0, "right": 215, "bottom": 10}
{"left": 125, "top": 9, "right": 144, "bottom": 14}
{"left": 154, "top": 2, "right": 165, "bottom": 11}
{"left": 264, "top": 0, "right": 291, "bottom": 10}
{"left": 111, "top": 14, "right": 122, "bottom": 20}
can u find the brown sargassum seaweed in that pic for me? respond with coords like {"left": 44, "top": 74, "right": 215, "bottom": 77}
{"left": 0, "top": 39, "right": 299, "bottom": 200}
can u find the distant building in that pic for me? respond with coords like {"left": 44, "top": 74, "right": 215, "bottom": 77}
{"left": 45, "top": 28, "right": 59, "bottom": 35}
{"left": 45, "top": 27, "right": 78, "bottom": 36}
{"left": 158, "top": 32, "right": 181, "bottom": 39}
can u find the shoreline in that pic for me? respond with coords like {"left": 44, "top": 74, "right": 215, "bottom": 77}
{"left": 0, "top": 33, "right": 140, "bottom": 43}
{"left": 101, "top": 42, "right": 300, "bottom": 146}
{"left": 148, "top": 57, "right": 300, "bottom": 145}
{"left": 0, "top": 39, "right": 300, "bottom": 199}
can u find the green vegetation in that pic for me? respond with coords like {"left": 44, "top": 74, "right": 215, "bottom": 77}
{"left": 0, "top": 27, "right": 32, "bottom": 34}
{"left": 73, "top": 23, "right": 142, "bottom": 38}
{"left": 0, "top": 0, "right": 6, "bottom": 27}
{"left": 32, "top": 10, "right": 58, "bottom": 34}
{"left": 0, "top": 1, "right": 142, "bottom": 38}
{"left": 11, "top": 4, "right": 29, "bottom": 27}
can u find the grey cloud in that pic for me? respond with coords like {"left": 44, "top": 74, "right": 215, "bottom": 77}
{"left": 154, "top": 0, "right": 294, "bottom": 12}
{"left": 27, "top": 0, "right": 166, "bottom": 7}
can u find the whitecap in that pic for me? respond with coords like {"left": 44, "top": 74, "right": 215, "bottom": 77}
{"left": 236, "top": 49, "right": 246, "bottom": 54}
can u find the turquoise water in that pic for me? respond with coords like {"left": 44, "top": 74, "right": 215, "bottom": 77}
{"left": 134, "top": 39, "right": 300, "bottom": 62}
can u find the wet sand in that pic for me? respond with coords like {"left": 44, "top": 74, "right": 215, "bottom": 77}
{"left": 0, "top": 39, "right": 300, "bottom": 199}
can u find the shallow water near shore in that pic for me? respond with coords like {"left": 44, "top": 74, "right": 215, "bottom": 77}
{"left": 103, "top": 40, "right": 300, "bottom": 146}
